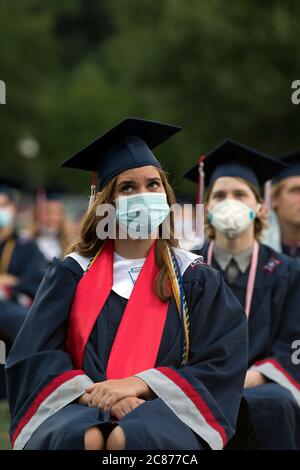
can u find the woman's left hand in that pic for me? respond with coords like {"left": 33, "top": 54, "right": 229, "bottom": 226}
{"left": 110, "top": 396, "right": 145, "bottom": 420}
{"left": 85, "top": 376, "right": 151, "bottom": 410}
{"left": 244, "top": 370, "right": 267, "bottom": 388}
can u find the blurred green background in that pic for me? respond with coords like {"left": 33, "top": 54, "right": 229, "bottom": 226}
{"left": 1, "top": 0, "right": 300, "bottom": 198}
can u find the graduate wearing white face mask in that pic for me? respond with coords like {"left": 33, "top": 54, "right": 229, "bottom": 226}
{"left": 184, "top": 139, "right": 300, "bottom": 450}
{"left": 206, "top": 181, "right": 264, "bottom": 284}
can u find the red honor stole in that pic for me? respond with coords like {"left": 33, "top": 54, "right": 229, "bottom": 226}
{"left": 67, "top": 240, "right": 169, "bottom": 378}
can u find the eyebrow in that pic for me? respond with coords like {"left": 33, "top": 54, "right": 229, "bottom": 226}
{"left": 117, "top": 177, "right": 161, "bottom": 188}
{"left": 212, "top": 189, "right": 249, "bottom": 195}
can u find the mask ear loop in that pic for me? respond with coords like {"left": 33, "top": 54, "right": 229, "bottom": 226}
{"left": 88, "top": 172, "right": 97, "bottom": 211}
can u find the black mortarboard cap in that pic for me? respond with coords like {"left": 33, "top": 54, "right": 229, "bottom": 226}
{"left": 272, "top": 151, "right": 300, "bottom": 183}
{"left": 35, "top": 184, "right": 68, "bottom": 202}
{"left": 183, "top": 139, "right": 286, "bottom": 189}
{"left": 61, "top": 117, "right": 181, "bottom": 189}
{"left": 0, "top": 175, "right": 30, "bottom": 200}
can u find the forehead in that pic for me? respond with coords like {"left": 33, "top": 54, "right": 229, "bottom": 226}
{"left": 281, "top": 176, "right": 300, "bottom": 189}
{"left": 211, "top": 176, "right": 253, "bottom": 193}
{"left": 116, "top": 165, "right": 160, "bottom": 182}
{"left": 46, "top": 200, "right": 64, "bottom": 210}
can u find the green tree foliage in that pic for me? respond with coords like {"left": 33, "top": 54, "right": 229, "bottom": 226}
{"left": 1, "top": 0, "right": 300, "bottom": 196}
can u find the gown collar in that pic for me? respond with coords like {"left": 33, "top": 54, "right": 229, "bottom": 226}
{"left": 66, "top": 246, "right": 201, "bottom": 300}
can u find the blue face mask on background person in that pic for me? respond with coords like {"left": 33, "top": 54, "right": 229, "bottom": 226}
{"left": 115, "top": 192, "right": 170, "bottom": 238}
{"left": 0, "top": 208, "right": 14, "bottom": 228}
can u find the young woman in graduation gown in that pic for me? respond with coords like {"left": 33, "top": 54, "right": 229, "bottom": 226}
{"left": 5, "top": 119, "right": 248, "bottom": 451}
{"left": 184, "top": 139, "right": 300, "bottom": 450}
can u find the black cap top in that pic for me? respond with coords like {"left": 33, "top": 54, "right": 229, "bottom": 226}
{"left": 34, "top": 184, "right": 68, "bottom": 202}
{"left": 0, "top": 175, "right": 30, "bottom": 200}
{"left": 272, "top": 151, "right": 300, "bottom": 183}
{"left": 61, "top": 117, "right": 181, "bottom": 190}
{"left": 183, "top": 139, "right": 286, "bottom": 188}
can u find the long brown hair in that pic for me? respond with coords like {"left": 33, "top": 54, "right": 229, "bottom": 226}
{"left": 68, "top": 168, "right": 179, "bottom": 301}
{"left": 271, "top": 180, "right": 286, "bottom": 201}
{"left": 205, "top": 177, "right": 268, "bottom": 241}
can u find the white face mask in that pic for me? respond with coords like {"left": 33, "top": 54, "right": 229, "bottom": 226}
{"left": 209, "top": 199, "right": 260, "bottom": 239}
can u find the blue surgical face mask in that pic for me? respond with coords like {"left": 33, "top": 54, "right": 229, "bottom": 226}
{"left": 0, "top": 208, "right": 14, "bottom": 228}
{"left": 115, "top": 192, "right": 170, "bottom": 238}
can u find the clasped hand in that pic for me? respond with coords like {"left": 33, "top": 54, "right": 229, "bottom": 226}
{"left": 78, "top": 376, "right": 151, "bottom": 419}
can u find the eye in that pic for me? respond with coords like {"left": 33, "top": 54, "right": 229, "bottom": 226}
{"left": 120, "top": 184, "right": 134, "bottom": 193}
{"left": 235, "top": 191, "right": 247, "bottom": 199}
{"left": 148, "top": 181, "right": 161, "bottom": 190}
{"left": 290, "top": 187, "right": 300, "bottom": 194}
{"left": 213, "top": 193, "right": 225, "bottom": 200}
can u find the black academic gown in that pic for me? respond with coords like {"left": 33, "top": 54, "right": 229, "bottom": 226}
{"left": 0, "top": 234, "right": 47, "bottom": 343}
{"left": 282, "top": 243, "right": 300, "bottom": 258}
{"left": 197, "top": 241, "right": 300, "bottom": 450}
{"left": 5, "top": 254, "right": 248, "bottom": 450}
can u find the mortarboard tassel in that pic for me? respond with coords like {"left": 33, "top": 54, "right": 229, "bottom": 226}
{"left": 263, "top": 179, "right": 272, "bottom": 225}
{"left": 195, "top": 155, "right": 205, "bottom": 241}
{"left": 263, "top": 179, "right": 271, "bottom": 210}
{"left": 197, "top": 155, "right": 205, "bottom": 205}
{"left": 88, "top": 172, "right": 97, "bottom": 211}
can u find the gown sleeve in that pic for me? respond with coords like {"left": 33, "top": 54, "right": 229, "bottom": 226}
{"left": 11, "top": 239, "right": 47, "bottom": 300}
{"left": 135, "top": 262, "right": 248, "bottom": 450}
{"left": 250, "top": 257, "right": 300, "bottom": 406}
{"left": 5, "top": 257, "right": 94, "bottom": 450}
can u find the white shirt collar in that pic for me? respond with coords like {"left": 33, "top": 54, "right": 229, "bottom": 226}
{"left": 112, "top": 252, "right": 146, "bottom": 298}
{"left": 66, "top": 247, "right": 201, "bottom": 300}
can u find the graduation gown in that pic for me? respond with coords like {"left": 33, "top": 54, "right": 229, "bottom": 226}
{"left": 0, "top": 234, "right": 47, "bottom": 342}
{"left": 197, "top": 241, "right": 300, "bottom": 449}
{"left": 281, "top": 243, "right": 300, "bottom": 258}
{"left": 5, "top": 248, "right": 248, "bottom": 450}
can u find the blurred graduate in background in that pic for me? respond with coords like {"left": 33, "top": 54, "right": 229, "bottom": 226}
{"left": 28, "top": 186, "right": 75, "bottom": 263}
{"left": 263, "top": 152, "right": 300, "bottom": 257}
{"left": 0, "top": 176, "right": 47, "bottom": 343}
{"left": 0, "top": 176, "right": 47, "bottom": 400}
